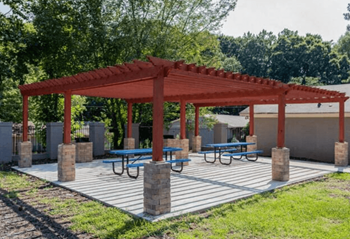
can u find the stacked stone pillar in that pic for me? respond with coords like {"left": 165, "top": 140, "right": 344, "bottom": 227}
{"left": 272, "top": 147, "right": 290, "bottom": 181}
{"left": 18, "top": 141, "right": 32, "bottom": 168}
{"left": 163, "top": 139, "right": 179, "bottom": 148}
{"left": 334, "top": 142, "right": 348, "bottom": 166}
{"left": 144, "top": 161, "right": 171, "bottom": 215}
{"left": 75, "top": 142, "right": 93, "bottom": 163}
{"left": 58, "top": 144, "right": 76, "bottom": 182}
{"left": 176, "top": 139, "right": 189, "bottom": 165}
{"left": 124, "top": 138, "right": 135, "bottom": 150}
{"left": 191, "top": 135, "right": 201, "bottom": 153}
{"left": 246, "top": 135, "right": 257, "bottom": 156}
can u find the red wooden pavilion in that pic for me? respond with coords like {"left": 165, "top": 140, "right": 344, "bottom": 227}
{"left": 18, "top": 56, "right": 348, "bottom": 176}
{"left": 18, "top": 56, "right": 349, "bottom": 216}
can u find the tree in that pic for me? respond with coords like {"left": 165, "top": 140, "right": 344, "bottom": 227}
{"left": 2, "top": 0, "right": 237, "bottom": 148}
{"left": 265, "top": 29, "right": 349, "bottom": 85}
{"left": 344, "top": 3, "right": 350, "bottom": 31}
{"left": 222, "top": 56, "right": 242, "bottom": 72}
{"left": 220, "top": 30, "right": 276, "bottom": 78}
{"left": 220, "top": 28, "right": 350, "bottom": 85}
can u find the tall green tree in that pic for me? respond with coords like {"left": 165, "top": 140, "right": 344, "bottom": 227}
{"left": 270, "top": 30, "right": 350, "bottom": 84}
{"left": 2, "top": 0, "right": 237, "bottom": 148}
{"left": 220, "top": 30, "right": 276, "bottom": 78}
{"left": 344, "top": 3, "right": 350, "bottom": 31}
{"left": 220, "top": 29, "right": 350, "bottom": 85}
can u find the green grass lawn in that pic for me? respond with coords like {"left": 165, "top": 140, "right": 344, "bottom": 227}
{"left": 1, "top": 171, "right": 350, "bottom": 239}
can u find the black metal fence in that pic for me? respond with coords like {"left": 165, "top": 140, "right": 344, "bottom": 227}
{"left": 12, "top": 122, "right": 116, "bottom": 155}
{"left": 12, "top": 123, "right": 46, "bottom": 155}
{"left": 72, "top": 122, "right": 113, "bottom": 150}
{"left": 104, "top": 127, "right": 113, "bottom": 150}
{"left": 72, "top": 123, "right": 89, "bottom": 142}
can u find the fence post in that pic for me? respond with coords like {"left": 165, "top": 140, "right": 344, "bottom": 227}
{"left": 0, "top": 122, "right": 13, "bottom": 163}
{"left": 132, "top": 123, "right": 140, "bottom": 149}
{"left": 46, "top": 122, "right": 63, "bottom": 160}
{"left": 89, "top": 122, "right": 105, "bottom": 156}
{"left": 214, "top": 123, "right": 228, "bottom": 143}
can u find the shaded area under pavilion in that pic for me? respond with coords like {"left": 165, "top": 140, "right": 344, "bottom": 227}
{"left": 18, "top": 56, "right": 349, "bottom": 216}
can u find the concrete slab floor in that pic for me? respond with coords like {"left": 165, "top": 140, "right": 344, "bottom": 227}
{"left": 13, "top": 154, "right": 350, "bottom": 222}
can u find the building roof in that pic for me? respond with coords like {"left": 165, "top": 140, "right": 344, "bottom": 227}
{"left": 240, "top": 84, "right": 350, "bottom": 116}
{"left": 170, "top": 114, "right": 248, "bottom": 128}
{"left": 211, "top": 114, "right": 248, "bottom": 128}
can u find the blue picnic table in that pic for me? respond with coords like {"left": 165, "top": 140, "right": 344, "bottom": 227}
{"left": 104, "top": 147, "right": 183, "bottom": 178}
{"left": 203, "top": 142, "right": 257, "bottom": 165}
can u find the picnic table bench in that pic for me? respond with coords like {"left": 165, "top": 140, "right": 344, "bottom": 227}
{"left": 223, "top": 150, "right": 263, "bottom": 162}
{"left": 102, "top": 156, "right": 152, "bottom": 175}
{"left": 126, "top": 158, "right": 191, "bottom": 177}
{"left": 103, "top": 147, "right": 187, "bottom": 179}
{"left": 198, "top": 148, "right": 237, "bottom": 162}
{"left": 202, "top": 142, "right": 261, "bottom": 165}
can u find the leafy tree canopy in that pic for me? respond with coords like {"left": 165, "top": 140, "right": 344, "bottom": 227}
{"left": 220, "top": 29, "right": 350, "bottom": 85}
{"left": 1, "top": 0, "right": 237, "bottom": 148}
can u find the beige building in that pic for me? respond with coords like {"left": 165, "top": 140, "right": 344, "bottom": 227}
{"left": 240, "top": 84, "right": 350, "bottom": 163}
{"left": 164, "top": 114, "right": 249, "bottom": 148}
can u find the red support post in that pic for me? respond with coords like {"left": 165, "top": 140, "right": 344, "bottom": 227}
{"left": 64, "top": 91, "right": 72, "bottom": 144}
{"left": 339, "top": 99, "right": 345, "bottom": 143}
{"left": 127, "top": 102, "right": 132, "bottom": 138}
{"left": 195, "top": 106, "right": 200, "bottom": 136}
{"left": 277, "top": 94, "right": 286, "bottom": 148}
{"left": 22, "top": 95, "right": 28, "bottom": 142}
{"left": 180, "top": 100, "right": 186, "bottom": 139}
{"left": 249, "top": 104, "right": 254, "bottom": 136}
{"left": 152, "top": 69, "right": 164, "bottom": 161}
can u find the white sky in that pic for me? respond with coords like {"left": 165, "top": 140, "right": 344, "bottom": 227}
{"left": 1, "top": 0, "right": 349, "bottom": 42}
{"left": 221, "top": 0, "right": 350, "bottom": 42}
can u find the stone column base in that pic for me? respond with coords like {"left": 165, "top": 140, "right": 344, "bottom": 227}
{"left": 18, "top": 141, "right": 32, "bottom": 168}
{"left": 177, "top": 139, "right": 189, "bottom": 166}
{"left": 144, "top": 161, "right": 171, "bottom": 215}
{"left": 124, "top": 138, "right": 135, "bottom": 149}
{"left": 335, "top": 142, "right": 348, "bottom": 166}
{"left": 246, "top": 135, "right": 257, "bottom": 156}
{"left": 58, "top": 144, "right": 76, "bottom": 182}
{"left": 75, "top": 142, "right": 93, "bottom": 163}
{"left": 272, "top": 147, "right": 290, "bottom": 181}
{"left": 192, "top": 136, "right": 202, "bottom": 153}
{"left": 164, "top": 139, "right": 179, "bottom": 148}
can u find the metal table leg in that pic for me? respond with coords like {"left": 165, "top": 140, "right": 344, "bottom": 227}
{"left": 219, "top": 148, "right": 232, "bottom": 165}
{"left": 112, "top": 155, "right": 124, "bottom": 175}
{"left": 126, "top": 155, "right": 140, "bottom": 179}
{"left": 232, "top": 145, "right": 243, "bottom": 160}
{"left": 204, "top": 148, "right": 216, "bottom": 163}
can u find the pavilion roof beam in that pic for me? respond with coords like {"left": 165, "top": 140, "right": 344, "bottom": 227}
{"left": 167, "top": 70, "right": 288, "bottom": 90}
{"left": 193, "top": 96, "right": 349, "bottom": 107}
{"left": 19, "top": 66, "right": 161, "bottom": 97}
{"left": 164, "top": 76, "right": 275, "bottom": 92}
{"left": 128, "top": 88, "right": 288, "bottom": 103}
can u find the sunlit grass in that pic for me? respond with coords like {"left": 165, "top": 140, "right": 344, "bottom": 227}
{"left": 0, "top": 171, "right": 46, "bottom": 191}
{"left": 1, "top": 171, "right": 350, "bottom": 238}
